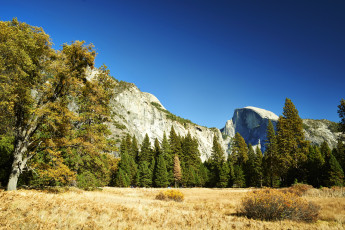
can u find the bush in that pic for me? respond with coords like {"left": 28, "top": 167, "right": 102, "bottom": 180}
{"left": 240, "top": 189, "right": 320, "bottom": 222}
{"left": 155, "top": 189, "right": 184, "bottom": 202}
{"left": 283, "top": 183, "right": 313, "bottom": 196}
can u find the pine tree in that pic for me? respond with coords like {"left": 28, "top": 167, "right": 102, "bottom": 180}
{"left": 263, "top": 120, "right": 280, "bottom": 187}
{"left": 254, "top": 146, "right": 263, "bottom": 187}
{"left": 181, "top": 163, "right": 191, "bottom": 187}
{"left": 209, "top": 135, "right": 226, "bottom": 187}
{"left": 245, "top": 144, "right": 256, "bottom": 187}
{"left": 217, "top": 162, "right": 229, "bottom": 188}
{"left": 170, "top": 126, "right": 182, "bottom": 161}
{"left": 199, "top": 163, "right": 209, "bottom": 187}
{"left": 161, "top": 132, "right": 174, "bottom": 185}
{"left": 154, "top": 154, "right": 169, "bottom": 187}
{"left": 128, "top": 156, "right": 138, "bottom": 185}
{"left": 154, "top": 138, "right": 161, "bottom": 160}
{"left": 276, "top": 98, "right": 308, "bottom": 185}
{"left": 182, "top": 132, "right": 201, "bottom": 170}
{"left": 233, "top": 165, "right": 245, "bottom": 188}
{"left": 338, "top": 99, "right": 345, "bottom": 134}
{"left": 325, "top": 154, "right": 344, "bottom": 187}
{"left": 227, "top": 157, "right": 235, "bottom": 187}
{"left": 115, "top": 168, "right": 130, "bottom": 187}
{"left": 306, "top": 145, "right": 324, "bottom": 187}
{"left": 231, "top": 133, "right": 248, "bottom": 166}
{"left": 174, "top": 154, "right": 182, "bottom": 187}
{"left": 149, "top": 158, "right": 155, "bottom": 187}
{"left": 131, "top": 136, "right": 139, "bottom": 162}
{"left": 334, "top": 140, "right": 345, "bottom": 172}
{"left": 139, "top": 134, "right": 153, "bottom": 164}
{"left": 125, "top": 134, "right": 132, "bottom": 153}
{"left": 210, "top": 136, "right": 226, "bottom": 168}
{"left": 138, "top": 161, "right": 152, "bottom": 187}
{"left": 115, "top": 151, "right": 131, "bottom": 187}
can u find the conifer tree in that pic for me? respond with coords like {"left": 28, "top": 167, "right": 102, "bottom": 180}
{"left": 338, "top": 99, "right": 345, "bottom": 134}
{"left": 217, "top": 162, "right": 229, "bottom": 188}
{"left": 125, "top": 134, "right": 132, "bottom": 153}
{"left": 263, "top": 120, "right": 280, "bottom": 187}
{"left": 254, "top": 146, "right": 263, "bottom": 187}
{"left": 320, "top": 141, "right": 332, "bottom": 159}
{"left": 115, "top": 168, "right": 130, "bottom": 187}
{"left": 227, "top": 157, "right": 235, "bottom": 187}
{"left": 154, "top": 138, "right": 161, "bottom": 160}
{"left": 321, "top": 141, "right": 344, "bottom": 187}
{"left": 154, "top": 154, "right": 168, "bottom": 187}
{"left": 131, "top": 136, "right": 139, "bottom": 161}
{"left": 334, "top": 139, "right": 345, "bottom": 172}
{"left": 306, "top": 145, "right": 324, "bottom": 187}
{"left": 115, "top": 151, "right": 131, "bottom": 187}
{"left": 149, "top": 157, "right": 156, "bottom": 187}
{"left": 199, "top": 163, "right": 209, "bottom": 187}
{"left": 231, "top": 133, "right": 248, "bottom": 166}
{"left": 276, "top": 98, "right": 308, "bottom": 185}
{"left": 245, "top": 144, "right": 256, "bottom": 187}
{"left": 138, "top": 161, "right": 152, "bottom": 187}
{"left": 161, "top": 132, "right": 174, "bottom": 185}
{"left": 325, "top": 154, "right": 344, "bottom": 187}
{"left": 181, "top": 163, "right": 191, "bottom": 187}
{"left": 209, "top": 136, "right": 226, "bottom": 187}
{"left": 128, "top": 155, "right": 138, "bottom": 185}
{"left": 139, "top": 134, "right": 153, "bottom": 164}
{"left": 174, "top": 154, "right": 182, "bottom": 187}
{"left": 182, "top": 132, "right": 201, "bottom": 169}
{"left": 170, "top": 126, "right": 182, "bottom": 161}
{"left": 210, "top": 136, "right": 226, "bottom": 168}
{"left": 233, "top": 165, "right": 245, "bottom": 188}
{"left": 120, "top": 138, "right": 128, "bottom": 156}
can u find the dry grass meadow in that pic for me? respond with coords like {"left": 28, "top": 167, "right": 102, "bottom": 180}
{"left": 0, "top": 187, "right": 344, "bottom": 229}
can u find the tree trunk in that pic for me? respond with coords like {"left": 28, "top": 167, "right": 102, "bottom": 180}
{"left": 7, "top": 140, "right": 28, "bottom": 191}
{"left": 7, "top": 166, "right": 21, "bottom": 191}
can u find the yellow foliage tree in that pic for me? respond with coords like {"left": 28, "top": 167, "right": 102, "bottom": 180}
{"left": 0, "top": 18, "right": 115, "bottom": 190}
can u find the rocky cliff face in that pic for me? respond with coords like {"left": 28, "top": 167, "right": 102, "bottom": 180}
{"left": 221, "top": 107, "right": 278, "bottom": 151}
{"left": 303, "top": 119, "right": 341, "bottom": 148}
{"left": 107, "top": 81, "right": 225, "bottom": 161}
{"left": 221, "top": 106, "right": 341, "bottom": 151}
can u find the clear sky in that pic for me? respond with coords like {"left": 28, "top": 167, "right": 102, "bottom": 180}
{"left": 2, "top": 0, "right": 345, "bottom": 128}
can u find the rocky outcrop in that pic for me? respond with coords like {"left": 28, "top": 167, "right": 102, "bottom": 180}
{"left": 303, "top": 119, "right": 341, "bottom": 148}
{"left": 221, "top": 107, "right": 278, "bottom": 151}
{"left": 107, "top": 81, "right": 225, "bottom": 161}
{"left": 221, "top": 106, "right": 341, "bottom": 151}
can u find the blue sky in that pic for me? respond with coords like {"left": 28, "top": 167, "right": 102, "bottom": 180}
{"left": 2, "top": 0, "right": 345, "bottom": 128}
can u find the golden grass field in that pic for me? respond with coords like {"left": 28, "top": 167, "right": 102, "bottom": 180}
{"left": 0, "top": 187, "right": 344, "bottom": 229}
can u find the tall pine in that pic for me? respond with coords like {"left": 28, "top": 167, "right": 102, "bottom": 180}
{"left": 154, "top": 154, "right": 169, "bottom": 187}
{"left": 263, "top": 120, "right": 280, "bottom": 187}
{"left": 276, "top": 98, "right": 308, "bottom": 185}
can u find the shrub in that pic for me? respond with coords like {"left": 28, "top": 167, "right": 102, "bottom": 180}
{"left": 240, "top": 189, "right": 320, "bottom": 222}
{"left": 155, "top": 189, "right": 184, "bottom": 202}
{"left": 283, "top": 183, "right": 313, "bottom": 196}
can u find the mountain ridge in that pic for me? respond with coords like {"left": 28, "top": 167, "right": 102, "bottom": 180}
{"left": 90, "top": 68, "right": 341, "bottom": 158}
